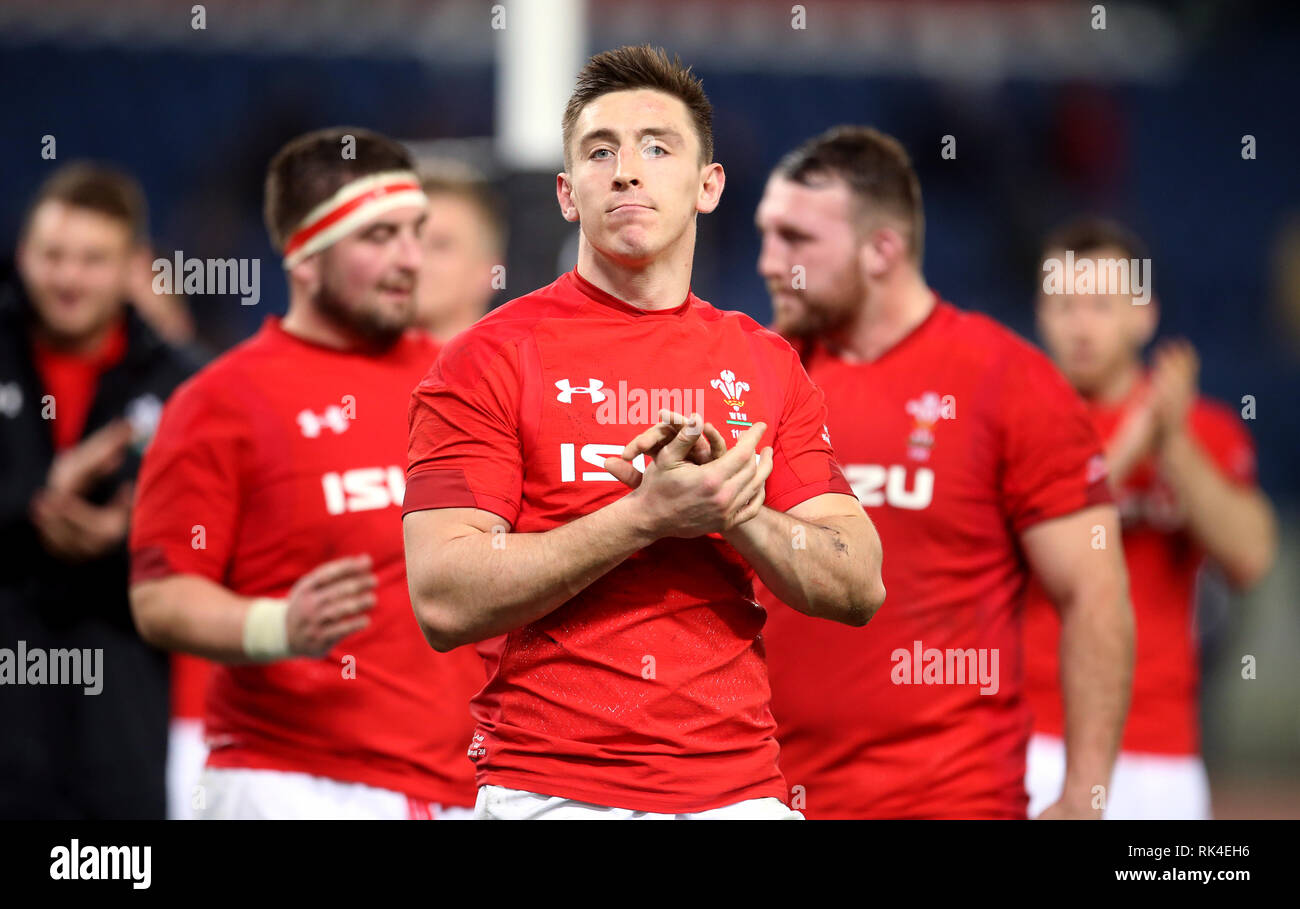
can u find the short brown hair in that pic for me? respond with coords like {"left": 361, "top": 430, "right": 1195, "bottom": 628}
{"left": 23, "top": 162, "right": 148, "bottom": 243}
{"left": 264, "top": 126, "right": 415, "bottom": 252}
{"left": 562, "top": 45, "right": 713, "bottom": 168}
{"left": 419, "top": 165, "right": 507, "bottom": 256}
{"left": 774, "top": 125, "right": 925, "bottom": 263}
{"left": 1039, "top": 216, "right": 1149, "bottom": 265}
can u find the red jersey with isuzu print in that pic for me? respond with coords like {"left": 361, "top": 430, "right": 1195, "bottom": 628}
{"left": 760, "top": 299, "right": 1111, "bottom": 819}
{"left": 404, "top": 268, "right": 853, "bottom": 813}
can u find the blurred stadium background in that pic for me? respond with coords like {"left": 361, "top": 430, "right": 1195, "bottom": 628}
{"left": 1, "top": 0, "right": 1296, "bottom": 816}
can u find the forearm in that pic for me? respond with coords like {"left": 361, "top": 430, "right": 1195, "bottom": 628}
{"left": 1056, "top": 571, "right": 1133, "bottom": 805}
{"left": 130, "top": 574, "right": 258, "bottom": 663}
{"left": 408, "top": 495, "right": 656, "bottom": 650}
{"left": 1159, "top": 431, "right": 1276, "bottom": 586}
{"left": 723, "top": 506, "right": 883, "bottom": 625}
{"left": 1105, "top": 410, "right": 1156, "bottom": 489}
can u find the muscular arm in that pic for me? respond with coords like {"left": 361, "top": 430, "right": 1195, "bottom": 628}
{"left": 403, "top": 497, "right": 656, "bottom": 652}
{"left": 1158, "top": 429, "right": 1276, "bottom": 588}
{"left": 131, "top": 555, "right": 375, "bottom": 662}
{"left": 722, "top": 493, "right": 884, "bottom": 626}
{"left": 131, "top": 574, "right": 269, "bottom": 663}
{"left": 1021, "top": 503, "right": 1133, "bottom": 818}
{"left": 407, "top": 414, "right": 803, "bottom": 651}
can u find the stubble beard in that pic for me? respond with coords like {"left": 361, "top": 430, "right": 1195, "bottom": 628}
{"left": 314, "top": 276, "right": 411, "bottom": 351}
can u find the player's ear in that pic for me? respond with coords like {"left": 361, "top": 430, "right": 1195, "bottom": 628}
{"left": 287, "top": 254, "right": 321, "bottom": 296}
{"left": 1133, "top": 293, "right": 1159, "bottom": 346}
{"left": 556, "top": 173, "right": 580, "bottom": 223}
{"left": 696, "top": 162, "right": 725, "bottom": 215}
{"left": 858, "top": 225, "right": 900, "bottom": 279}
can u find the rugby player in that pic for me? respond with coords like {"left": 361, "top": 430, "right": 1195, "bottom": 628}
{"left": 402, "top": 46, "right": 885, "bottom": 820}
{"left": 753, "top": 126, "right": 1134, "bottom": 819}
{"left": 1024, "top": 217, "right": 1276, "bottom": 819}
{"left": 129, "top": 127, "right": 483, "bottom": 819}
{"left": 414, "top": 166, "right": 505, "bottom": 342}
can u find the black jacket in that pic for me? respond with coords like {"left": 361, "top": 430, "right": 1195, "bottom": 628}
{"left": 0, "top": 284, "right": 198, "bottom": 629}
{"left": 0, "top": 282, "right": 199, "bottom": 818}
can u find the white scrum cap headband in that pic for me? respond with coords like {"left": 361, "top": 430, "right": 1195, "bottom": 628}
{"left": 281, "top": 170, "right": 427, "bottom": 269}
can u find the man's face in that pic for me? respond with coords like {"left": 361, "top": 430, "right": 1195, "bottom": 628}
{"left": 415, "top": 193, "right": 497, "bottom": 327}
{"left": 755, "top": 175, "right": 864, "bottom": 338}
{"left": 18, "top": 201, "right": 134, "bottom": 343}
{"left": 1036, "top": 245, "right": 1153, "bottom": 394}
{"left": 312, "top": 204, "right": 425, "bottom": 348}
{"left": 560, "top": 88, "right": 718, "bottom": 266}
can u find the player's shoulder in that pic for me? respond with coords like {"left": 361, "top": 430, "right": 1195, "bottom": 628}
{"left": 950, "top": 304, "right": 1065, "bottom": 378}
{"left": 701, "top": 302, "right": 801, "bottom": 362}
{"left": 429, "top": 279, "right": 577, "bottom": 387}
{"left": 936, "top": 302, "right": 1083, "bottom": 418}
{"left": 1189, "top": 395, "right": 1252, "bottom": 441}
{"left": 944, "top": 304, "right": 1039, "bottom": 360}
{"left": 162, "top": 325, "right": 275, "bottom": 416}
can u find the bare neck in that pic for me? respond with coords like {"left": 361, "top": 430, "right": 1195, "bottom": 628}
{"left": 282, "top": 294, "right": 360, "bottom": 351}
{"left": 826, "top": 269, "right": 936, "bottom": 363}
{"left": 575, "top": 227, "right": 695, "bottom": 312}
{"left": 1088, "top": 359, "right": 1144, "bottom": 406}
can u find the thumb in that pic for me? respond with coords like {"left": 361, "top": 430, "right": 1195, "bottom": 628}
{"left": 603, "top": 456, "right": 643, "bottom": 489}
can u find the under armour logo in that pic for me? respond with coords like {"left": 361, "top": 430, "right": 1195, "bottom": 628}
{"left": 555, "top": 379, "right": 607, "bottom": 404}
{"left": 297, "top": 406, "right": 350, "bottom": 438}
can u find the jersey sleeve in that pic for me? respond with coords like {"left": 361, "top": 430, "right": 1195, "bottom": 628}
{"left": 1190, "top": 400, "right": 1258, "bottom": 486}
{"left": 998, "top": 342, "right": 1113, "bottom": 534}
{"left": 404, "top": 332, "right": 524, "bottom": 526}
{"left": 765, "top": 344, "right": 854, "bottom": 514}
{"left": 129, "top": 376, "right": 249, "bottom": 585}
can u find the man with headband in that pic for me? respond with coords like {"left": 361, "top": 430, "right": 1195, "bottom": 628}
{"left": 128, "top": 127, "right": 483, "bottom": 819}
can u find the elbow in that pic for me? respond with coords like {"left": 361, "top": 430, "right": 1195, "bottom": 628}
{"left": 841, "top": 534, "right": 886, "bottom": 626}
{"left": 857, "top": 576, "right": 887, "bottom": 625}
{"left": 1226, "top": 545, "right": 1275, "bottom": 592}
{"left": 411, "top": 594, "right": 473, "bottom": 653}
{"left": 1225, "top": 501, "right": 1279, "bottom": 591}
{"left": 837, "top": 575, "right": 885, "bottom": 627}
{"left": 1066, "top": 565, "right": 1135, "bottom": 646}
{"left": 129, "top": 586, "right": 169, "bottom": 649}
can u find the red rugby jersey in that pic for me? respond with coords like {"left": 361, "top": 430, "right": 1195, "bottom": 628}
{"left": 170, "top": 653, "right": 216, "bottom": 721}
{"left": 403, "top": 268, "right": 853, "bottom": 813}
{"left": 759, "top": 298, "right": 1111, "bottom": 819}
{"left": 1023, "top": 381, "right": 1257, "bottom": 756}
{"left": 130, "top": 318, "right": 483, "bottom": 807}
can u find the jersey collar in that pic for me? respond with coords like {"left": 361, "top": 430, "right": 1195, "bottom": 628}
{"left": 567, "top": 268, "right": 694, "bottom": 319}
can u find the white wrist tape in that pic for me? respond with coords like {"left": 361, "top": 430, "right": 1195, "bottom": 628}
{"left": 242, "top": 597, "right": 290, "bottom": 661}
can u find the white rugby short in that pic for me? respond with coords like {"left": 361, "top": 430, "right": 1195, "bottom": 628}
{"left": 474, "top": 784, "right": 804, "bottom": 820}
{"left": 166, "top": 717, "right": 209, "bottom": 820}
{"left": 195, "top": 766, "right": 475, "bottom": 820}
{"left": 1025, "top": 732, "right": 1212, "bottom": 820}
